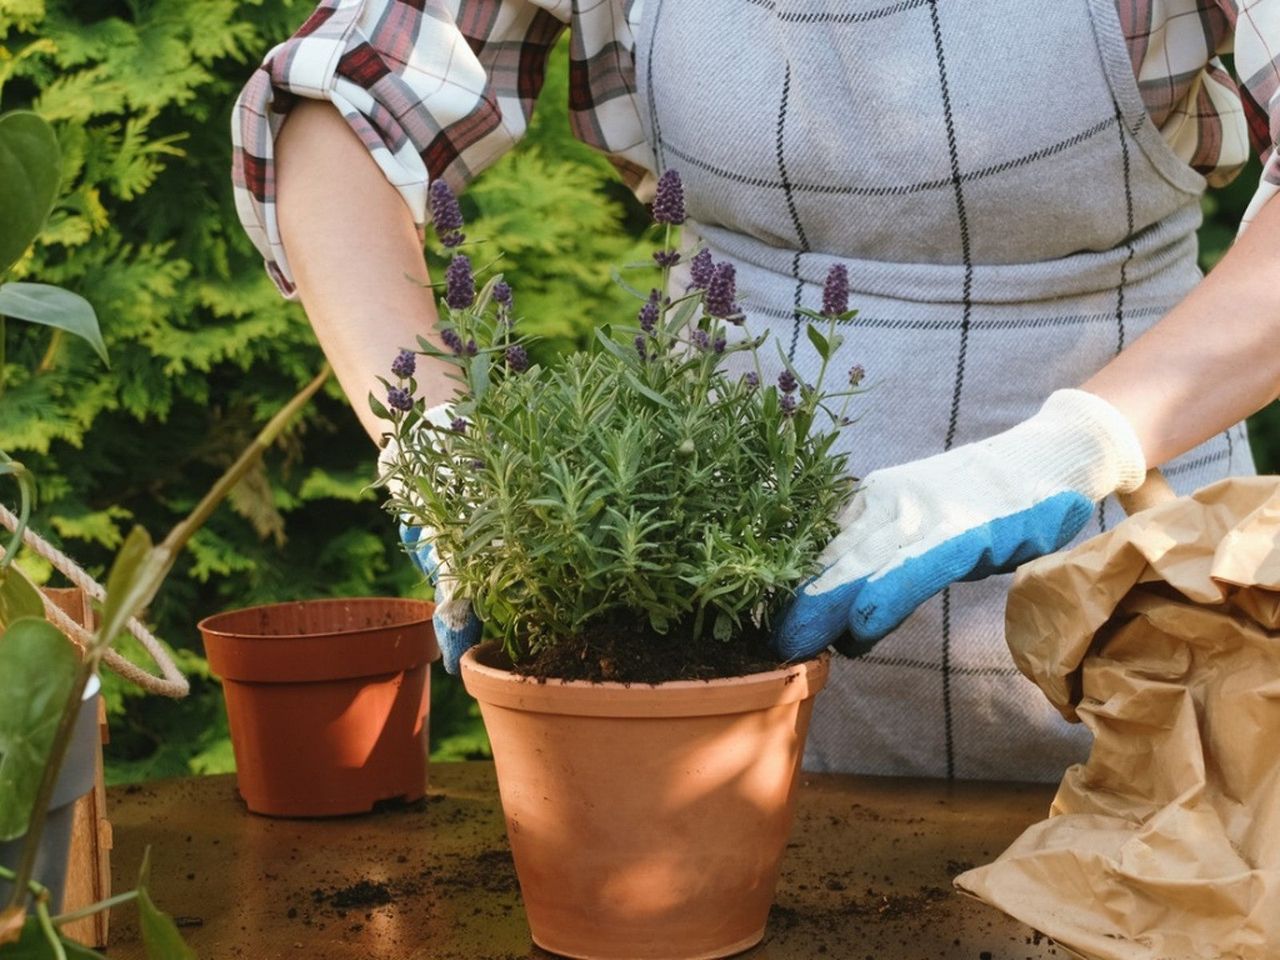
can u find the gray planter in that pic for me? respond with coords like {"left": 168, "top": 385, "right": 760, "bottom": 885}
{"left": 0, "top": 675, "right": 101, "bottom": 913}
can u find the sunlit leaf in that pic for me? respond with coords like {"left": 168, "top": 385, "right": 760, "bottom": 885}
{"left": 0, "top": 617, "right": 78, "bottom": 841}
{"left": 0, "top": 111, "right": 60, "bottom": 276}
{"left": 0, "top": 283, "right": 106, "bottom": 365}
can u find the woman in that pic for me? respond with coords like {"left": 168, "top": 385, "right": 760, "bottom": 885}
{"left": 231, "top": 0, "right": 1280, "bottom": 781}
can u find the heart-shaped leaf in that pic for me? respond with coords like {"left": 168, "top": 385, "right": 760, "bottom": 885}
{"left": 0, "top": 284, "right": 106, "bottom": 365}
{"left": 0, "top": 617, "right": 78, "bottom": 841}
{"left": 0, "top": 112, "right": 60, "bottom": 277}
{"left": 0, "top": 566, "right": 46, "bottom": 631}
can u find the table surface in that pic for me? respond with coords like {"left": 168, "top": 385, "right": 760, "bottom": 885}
{"left": 103, "top": 763, "right": 1065, "bottom": 960}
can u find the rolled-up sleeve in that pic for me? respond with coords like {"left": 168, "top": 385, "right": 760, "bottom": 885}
{"left": 231, "top": 0, "right": 569, "bottom": 297}
{"left": 1230, "top": 0, "right": 1280, "bottom": 231}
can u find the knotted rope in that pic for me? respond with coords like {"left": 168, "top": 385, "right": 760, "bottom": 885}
{"left": 0, "top": 501, "right": 188, "bottom": 698}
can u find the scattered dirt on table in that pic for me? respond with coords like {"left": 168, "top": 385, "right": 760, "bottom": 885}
{"left": 513, "top": 617, "right": 786, "bottom": 683}
{"left": 312, "top": 879, "right": 394, "bottom": 911}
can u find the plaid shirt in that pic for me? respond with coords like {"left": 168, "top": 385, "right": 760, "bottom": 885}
{"left": 231, "top": 0, "right": 1280, "bottom": 297}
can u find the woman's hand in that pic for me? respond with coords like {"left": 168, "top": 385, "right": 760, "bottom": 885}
{"left": 773, "top": 389, "right": 1146, "bottom": 660}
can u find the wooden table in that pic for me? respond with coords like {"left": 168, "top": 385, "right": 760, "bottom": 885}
{"left": 104, "top": 763, "right": 1062, "bottom": 959}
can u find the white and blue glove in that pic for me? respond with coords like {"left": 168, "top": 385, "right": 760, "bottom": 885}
{"left": 774, "top": 389, "right": 1147, "bottom": 660}
{"left": 380, "top": 405, "right": 482, "bottom": 674}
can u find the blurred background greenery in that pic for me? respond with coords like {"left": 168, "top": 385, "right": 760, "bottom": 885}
{"left": 1, "top": 1, "right": 1275, "bottom": 783}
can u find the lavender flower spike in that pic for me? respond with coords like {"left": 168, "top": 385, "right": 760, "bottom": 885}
{"left": 445, "top": 254, "right": 475, "bottom": 310}
{"left": 506, "top": 344, "right": 530, "bottom": 372}
{"left": 778, "top": 369, "right": 798, "bottom": 394}
{"left": 821, "top": 264, "right": 849, "bottom": 318}
{"left": 391, "top": 349, "right": 416, "bottom": 379}
{"left": 493, "top": 280, "right": 513, "bottom": 308}
{"left": 634, "top": 334, "right": 648, "bottom": 360}
{"left": 743, "top": 371, "right": 760, "bottom": 388}
{"left": 688, "top": 249, "right": 713, "bottom": 289}
{"left": 653, "top": 249, "right": 680, "bottom": 268}
{"left": 440, "top": 328, "right": 465, "bottom": 355}
{"left": 638, "top": 289, "right": 661, "bottom": 332}
{"left": 848, "top": 363, "right": 865, "bottom": 386}
{"left": 429, "top": 180, "right": 466, "bottom": 247}
{"left": 387, "top": 386, "right": 414, "bottom": 412}
{"left": 652, "top": 169, "right": 686, "bottom": 225}
{"left": 691, "top": 329, "right": 711, "bottom": 351}
{"left": 779, "top": 393, "right": 797, "bottom": 417}
{"left": 705, "top": 262, "right": 738, "bottom": 319}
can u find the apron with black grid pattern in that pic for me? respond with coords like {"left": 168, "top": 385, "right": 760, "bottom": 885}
{"left": 637, "top": 0, "right": 1255, "bottom": 781}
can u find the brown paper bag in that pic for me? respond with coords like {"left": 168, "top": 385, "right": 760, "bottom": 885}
{"left": 955, "top": 476, "right": 1280, "bottom": 960}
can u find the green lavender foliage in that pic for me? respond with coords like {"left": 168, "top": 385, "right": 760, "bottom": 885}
{"left": 381, "top": 235, "right": 856, "bottom": 662}
{"left": 0, "top": 1, "right": 648, "bottom": 778}
{"left": 0, "top": 0, "right": 1274, "bottom": 777}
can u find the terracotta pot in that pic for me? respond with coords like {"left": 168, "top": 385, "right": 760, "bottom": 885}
{"left": 199, "top": 598, "right": 438, "bottom": 817}
{"left": 0, "top": 675, "right": 101, "bottom": 913}
{"left": 461, "top": 642, "right": 829, "bottom": 960}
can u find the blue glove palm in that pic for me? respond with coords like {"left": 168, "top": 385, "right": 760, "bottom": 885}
{"left": 774, "top": 390, "right": 1147, "bottom": 660}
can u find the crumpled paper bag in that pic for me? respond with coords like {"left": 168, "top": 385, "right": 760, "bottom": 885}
{"left": 955, "top": 476, "right": 1280, "bottom": 960}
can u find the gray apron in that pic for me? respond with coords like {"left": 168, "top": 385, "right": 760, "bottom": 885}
{"left": 636, "top": 0, "right": 1254, "bottom": 781}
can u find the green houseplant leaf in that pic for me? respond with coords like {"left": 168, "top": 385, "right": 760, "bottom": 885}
{"left": 136, "top": 850, "right": 197, "bottom": 960}
{"left": 0, "top": 618, "right": 78, "bottom": 841}
{"left": 0, "top": 112, "right": 60, "bottom": 277}
{"left": 0, "top": 567, "right": 45, "bottom": 632}
{"left": 0, "top": 285, "right": 106, "bottom": 365}
{"left": 1, "top": 917, "right": 107, "bottom": 958}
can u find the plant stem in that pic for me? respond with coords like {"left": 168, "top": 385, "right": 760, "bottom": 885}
{"left": 1, "top": 315, "right": 7, "bottom": 398}
{"left": 50, "top": 889, "right": 137, "bottom": 925}
{"left": 0, "top": 453, "right": 34, "bottom": 573}
{"left": 35, "top": 896, "right": 65, "bottom": 960}
{"left": 37, "top": 329, "right": 63, "bottom": 373}
{"left": 3, "top": 364, "right": 332, "bottom": 914}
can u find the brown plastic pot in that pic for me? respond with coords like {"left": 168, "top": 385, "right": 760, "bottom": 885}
{"left": 460, "top": 642, "right": 830, "bottom": 960}
{"left": 199, "top": 598, "right": 438, "bottom": 817}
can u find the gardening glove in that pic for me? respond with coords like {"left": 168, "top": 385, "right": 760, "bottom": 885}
{"left": 379, "top": 404, "right": 482, "bottom": 675}
{"left": 774, "top": 389, "right": 1147, "bottom": 660}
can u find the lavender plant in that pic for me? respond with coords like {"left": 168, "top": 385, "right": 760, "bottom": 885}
{"left": 377, "top": 172, "right": 862, "bottom": 665}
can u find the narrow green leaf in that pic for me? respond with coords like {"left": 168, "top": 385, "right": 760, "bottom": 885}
{"left": 0, "top": 617, "right": 79, "bottom": 841}
{"left": 97, "top": 526, "right": 158, "bottom": 648}
{"left": 622, "top": 372, "right": 676, "bottom": 410}
{"left": 0, "top": 284, "right": 106, "bottom": 365}
{"left": 136, "top": 850, "right": 197, "bottom": 960}
{"left": 805, "top": 324, "right": 830, "bottom": 361}
{"left": 367, "top": 392, "right": 391, "bottom": 422}
{"left": 0, "top": 111, "right": 60, "bottom": 276}
{"left": 5, "top": 917, "right": 108, "bottom": 958}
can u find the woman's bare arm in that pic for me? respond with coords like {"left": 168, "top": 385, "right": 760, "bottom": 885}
{"left": 275, "top": 99, "right": 452, "bottom": 444}
{"left": 1085, "top": 196, "right": 1280, "bottom": 466}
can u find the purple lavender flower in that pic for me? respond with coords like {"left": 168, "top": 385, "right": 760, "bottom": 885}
{"left": 688, "top": 249, "right": 714, "bottom": 289}
{"left": 634, "top": 334, "right": 648, "bottom": 360}
{"left": 743, "top": 371, "right": 760, "bottom": 389}
{"left": 821, "top": 264, "right": 849, "bottom": 318}
{"left": 638, "top": 289, "right": 661, "bottom": 332}
{"left": 451, "top": 417, "right": 468, "bottom": 433}
{"left": 653, "top": 249, "right": 680, "bottom": 268}
{"left": 780, "top": 393, "right": 797, "bottom": 417}
{"left": 848, "top": 363, "right": 865, "bottom": 386}
{"left": 430, "top": 180, "right": 466, "bottom": 248}
{"left": 691, "top": 329, "right": 711, "bottom": 351}
{"left": 470, "top": 459, "right": 486, "bottom": 471}
{"left": 652, "top": 169, "right": 686, "bottom": 225}
{"left": 387, "top": 386, "right": 413, "bottom": 412}
{"left": 444, "top": 254, "right": 475, "bottom": 310}
{"left": 778, "top": 369, "right": 798, "bottom": 394}
{"left": 506, "top": 343, "right": 530, "bottom": 372}
{"left": 713, "top": 336, "right": 726, "bottom": 354}
{"left": 493, "top": 280, "right": 513, "bottom": 308}
{"left": 391, "top": 349, "right": 416, "bottom": 379}
{"left": 465, "top": 338, "right": 478, "bottom": 356}
{"left": 440, "top": 328, "right": 464, "bottom": 354}
{"left": 705, "top": 262, "right": 737, "bottom": 319}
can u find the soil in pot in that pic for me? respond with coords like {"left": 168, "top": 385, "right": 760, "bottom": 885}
{"left": 515, "top": 616, "right": 785, "bottom": 683}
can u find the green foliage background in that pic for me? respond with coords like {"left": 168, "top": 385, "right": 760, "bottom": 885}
{"left": 0, "top": 0, "right": 1274, "bottom": 782}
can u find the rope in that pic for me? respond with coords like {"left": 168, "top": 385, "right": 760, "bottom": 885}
{"left": 0, "top": 502, "right": 188, "bottom": 699}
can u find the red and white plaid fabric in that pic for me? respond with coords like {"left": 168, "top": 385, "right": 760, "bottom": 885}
{"left": 231, "top": 0, "right": 1280, "bottom": 297}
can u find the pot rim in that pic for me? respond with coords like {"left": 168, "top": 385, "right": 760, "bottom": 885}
{"left": 460, "top": 641, "right": 830, "bottom": 718}
{"left": 197, "top": 596, "right": 434, "bottom": 641}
